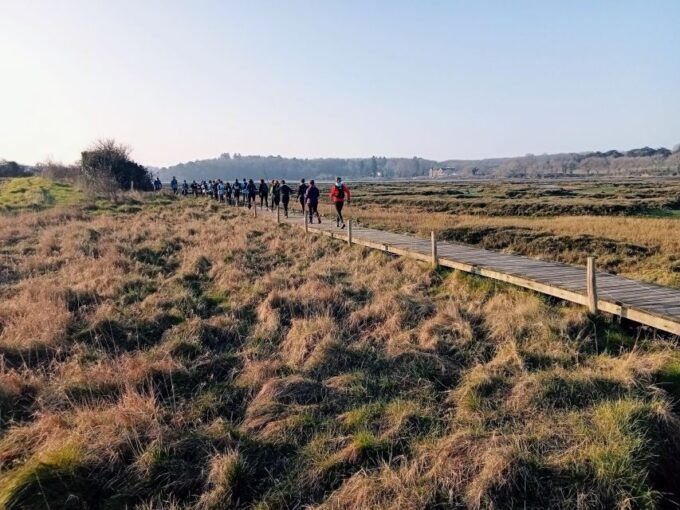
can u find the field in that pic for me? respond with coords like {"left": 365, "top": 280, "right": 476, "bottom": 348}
{"left": 0, "top": 177, "right": 84, "bottom": 212}
{"left": 1, "top": 179, "right": 680, "bottom": 509}
{"left": 316, "top": 179, "right": 680, "bottom": 288}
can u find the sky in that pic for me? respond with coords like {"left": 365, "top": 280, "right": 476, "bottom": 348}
{"left": 1, "top": 0, "right": 679, "bottom": 167}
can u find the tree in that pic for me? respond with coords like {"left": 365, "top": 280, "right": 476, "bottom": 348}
{"left": 35, "top": 158, "right": 79, "bottom": 180}
{"left": 0, "top": 160, "right": 30, "bottom": 177}
{"left": 80, "top": 139, "right": 152, "bottom": 191}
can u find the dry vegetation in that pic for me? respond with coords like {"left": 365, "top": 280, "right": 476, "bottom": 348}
{"left": 322, "top": 180, "right": 680, "bottom": 288}
{"left": 1, "top": 186, "right": 680, "bottom": 509}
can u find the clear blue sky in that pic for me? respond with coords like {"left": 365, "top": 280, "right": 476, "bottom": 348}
{"left": 1, "top": 0, "right": 679, "bottom": 166}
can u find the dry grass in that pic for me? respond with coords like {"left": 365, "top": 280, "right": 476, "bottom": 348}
{"left": 320, "top": 179, "right": 680, "bottom": 287}
{"left": 0, "top": 186, "right": 679, "bottom": 509}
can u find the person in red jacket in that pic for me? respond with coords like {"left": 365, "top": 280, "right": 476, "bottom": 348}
{"left": 330, "top": 176, "right": 350, "bottom": 228}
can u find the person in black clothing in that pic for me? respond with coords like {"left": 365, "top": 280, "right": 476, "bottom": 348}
{"left": 280, "top": 180, "right": 291, "bottom": 217}
{"left": 191, "top": 181, "right": 199, "bottom": 197}
{"left": 259, "top": 179, "right": 269, "bottom": 208}
{"left": 305, "top": 179, "right": 321, "bottom": 224}
{"left": 225, "top": 182, "right": 233, "bottom": 205}
{"left": 233, "top": 179, "right": 241, "bottom": 206}
{"left": 247, "top": 179, "right": 257, "bottom": 208}
{"left": 297, "top": 178, "right": 308, "bottom": 214}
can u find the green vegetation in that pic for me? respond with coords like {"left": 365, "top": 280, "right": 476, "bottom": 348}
{"left": 0, "top": 444, "right": 90, "bottom": 509}
{"left": 0, "top": 177, "right": 83, "bottom": 211}
{"left": 644, "top": 208, "right": 680, "bottom": 218}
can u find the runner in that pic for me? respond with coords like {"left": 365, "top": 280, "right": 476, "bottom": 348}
{"left": 297, "top": 178, "right": 308, "bottom": 214}
{"left": 269, "top": 180, "right": 276, "bottom": 210}
{"left": 233, "top": 179, "right": 241, "bottom": 206}
{"left": 242, "top": 179, "right": 248, "bottom": 205}
{"left": 247, "top": 179, "right": 257, "bottom": 208}
{"left": 225, "top": 181, "right": 233, "bottom": 205}
{"left": 305, "top": 179, "right": 321, "bottom": 224}
{"left": 217, "top": 180, "right": 225, "bottom": 203}
{"left": 272, "top": 180, "right": 281, "bottom": 211}
{"left": 191, "top": 180, "right": 199, "bottom": 197}
{"left": 330, "top": 176, "right": 351, "bottom": 228}
{"left": 181, "top": 180, "right": 189, "bottom": 196}
{"left": 170, "top": 176, "right": 178, "bottom": 195}
{"left": 280, "top": 180, "right": 291, "bottom": 217}
{"left": 259, "top": 179, "right": 269, "bottom": 209}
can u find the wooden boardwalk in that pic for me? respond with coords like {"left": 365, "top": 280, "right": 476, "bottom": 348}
{"left": 258, "top": 206, "right": 680, "bottom": 336}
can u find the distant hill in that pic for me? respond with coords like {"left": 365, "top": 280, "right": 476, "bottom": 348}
{"left": 157, "top": 154, "right": 437, "bottom": 181}
{"left": 158, "top": 147, "right": 680, "bottom": 181}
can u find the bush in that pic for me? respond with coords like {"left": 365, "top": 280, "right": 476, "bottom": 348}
{"left": 80, "top": 139, "right": 152, "bottom": 191}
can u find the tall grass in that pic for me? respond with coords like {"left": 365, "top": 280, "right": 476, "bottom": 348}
{"left": 0, "top": 192, "right": 679, "bottom": 508}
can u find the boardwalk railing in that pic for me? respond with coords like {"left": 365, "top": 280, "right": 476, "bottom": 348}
{"left": 249, "top": 203, "right": 680, "bottom": 336}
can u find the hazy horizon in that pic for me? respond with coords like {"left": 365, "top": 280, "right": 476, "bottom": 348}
{"left": 2, "top": 1, "right": 679, "bottom": 167}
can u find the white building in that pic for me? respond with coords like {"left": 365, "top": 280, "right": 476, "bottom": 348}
{"left": 428, "top": 167, "right": 458, "bottom": 178}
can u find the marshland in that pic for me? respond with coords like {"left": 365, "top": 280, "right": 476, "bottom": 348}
{"left": 1, "top": 176, "right": 680, "bottom": 509}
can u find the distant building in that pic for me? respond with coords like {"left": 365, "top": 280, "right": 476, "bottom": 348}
{"left": 428, "top": 166, "right": 458, "bottom": 178}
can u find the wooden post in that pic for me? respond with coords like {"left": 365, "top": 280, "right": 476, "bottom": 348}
{"left": 347, "top": 219, "right": 353, "bottom": 245}
{"left": 304, "top": 213, "right": 308, "bottom": 234}
{"left": 587, "top": 257, "right": 597, "bottom": 314}
{"left": 431, "top": 231, "right": 438, "bottom": 268}
{"left": 276, "top": 205, "right": 280, "bottom": 224}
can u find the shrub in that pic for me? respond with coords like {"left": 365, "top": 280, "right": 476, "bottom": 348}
{"left": 80, "top": 139, "right": 152, "bottom": 191}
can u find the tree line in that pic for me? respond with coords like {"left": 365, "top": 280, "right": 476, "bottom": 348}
{"left": 4, "top": 143, "right": 679, "bottom": 185}
{"left": 0, "top": 160, "right": 33, "bottom": 178}
{"left": 158, "top": 154, "right": 438, "bottom": 181}
{"left": 158, "top": 146, "right": 680, "bottom": 181}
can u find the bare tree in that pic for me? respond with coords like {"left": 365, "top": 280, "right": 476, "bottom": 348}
{"left": 35, "top": 158, "right": 80, "bottom": 181}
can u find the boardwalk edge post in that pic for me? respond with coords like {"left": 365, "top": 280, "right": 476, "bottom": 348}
{"left": 431, "top": 231, "right": 438, "bottom": 268}
{"left": 348, "top": 219, "right": 353, "bottom": 245}
{"left": 587, "top": 256, "right": 597, "bottom": 314}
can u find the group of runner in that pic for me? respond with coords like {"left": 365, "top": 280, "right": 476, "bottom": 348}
{"left": 168, "top": 176, "right": 351, "bottom": 228}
